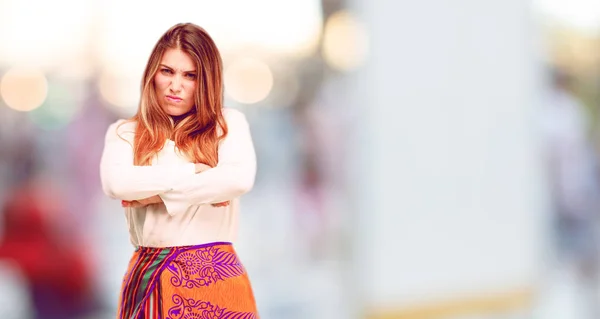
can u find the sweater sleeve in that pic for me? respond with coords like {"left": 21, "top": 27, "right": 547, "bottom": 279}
{"left": 159, "top": 109, "right": 257, "bottom": 216}
{"left": 99, "top": 120, "right": 195, "bottom": 201}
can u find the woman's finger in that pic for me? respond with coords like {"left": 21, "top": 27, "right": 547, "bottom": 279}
{"left": 122, "top": 200, "right": 143, "bottom": 208}
{"left": 211, "top": 201, "right": 230, "bottom": 207}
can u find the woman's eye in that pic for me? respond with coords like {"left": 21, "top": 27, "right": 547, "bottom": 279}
{"left": 185, "top": 73, "right": 197, "bottom": 79}
{"left": 161, "top": 68, "right": 173, "bottom": 74}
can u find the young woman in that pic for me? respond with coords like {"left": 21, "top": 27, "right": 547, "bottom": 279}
{"left": 100, "top": 23, "right": 259, "bottom": 318}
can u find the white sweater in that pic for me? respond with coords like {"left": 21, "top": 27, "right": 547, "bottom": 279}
{"left": 99, "top": 108, "right": 256, "bottom": 247}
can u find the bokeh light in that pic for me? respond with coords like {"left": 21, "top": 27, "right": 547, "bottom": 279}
{"left": 98, "top": 67, "right": 140, "bottom": 115}
{"left": 264, "top": 65, "right": 301, "bottom": 108}
{"left": 0, "top": 0, "right": 92, "bottom": 69}
{"left": 225, "top": 57, "right": 274, "bottom": 105}
{"left": 535, "top": 0, "right": 600, "bottom": 32}
{"left": 225, "top": 0, "right": 323, "bottom": 58}
{"left": 0, "top": 67, "right": 48, "bottom": 112}
{"left": 29, "top": 82, "right": 82, "bottom": 131}
{"left": 322, "top": 10, "right": 369, "bottom": 72}
{"left": 95, "top": 0, "right": 323, "bottom": 76}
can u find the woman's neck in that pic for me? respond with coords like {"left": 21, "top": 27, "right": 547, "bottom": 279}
{"left": 170, "top": 111, "right": 193, "bottom": 125}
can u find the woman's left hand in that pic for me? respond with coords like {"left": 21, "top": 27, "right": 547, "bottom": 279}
{"left": 211, "top": 201, "right": 230, "bottom": 207}
{"left": 122, "top": 195, "right": 163, "bottom": 208}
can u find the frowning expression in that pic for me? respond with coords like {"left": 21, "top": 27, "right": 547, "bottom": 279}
{"left": 154, "top": 48, "right": 197, "bottom": 116}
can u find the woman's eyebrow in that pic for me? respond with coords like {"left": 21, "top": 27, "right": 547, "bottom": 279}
{"left": 159, "top": 64, "right": 196, "bottom": 73}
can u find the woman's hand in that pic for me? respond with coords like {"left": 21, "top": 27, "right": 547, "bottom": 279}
{"left": 120, "top": 163, "right": 228, "bottom": 208}
{"left": 211, "top": 201, "right": 230, "bottom": 207}
{"left": 122, "top": 195, "right": 163, "bottom": 208}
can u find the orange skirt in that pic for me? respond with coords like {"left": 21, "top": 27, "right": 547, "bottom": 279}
{"left": 117, "top": 242, "right": 258, "bottom": 319}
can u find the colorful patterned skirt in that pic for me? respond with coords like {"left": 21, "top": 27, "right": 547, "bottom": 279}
{"left": 117, "top": 242, "right": 259, "bottom": 319}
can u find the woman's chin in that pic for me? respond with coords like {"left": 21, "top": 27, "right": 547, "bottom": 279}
{"left": 163, "top": 105, "right": 191, "bottom": 117}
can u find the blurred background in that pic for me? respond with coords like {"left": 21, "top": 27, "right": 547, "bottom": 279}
{"left": 1, "top": 0, "right": 600, "bottom": 318}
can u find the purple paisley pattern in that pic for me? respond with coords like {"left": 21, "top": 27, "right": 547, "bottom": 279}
{"left": 166, "top": 246, "right": 245, "bottom": 288}
{"left": 167, "top": 294, "right": 256, "bottom": 319}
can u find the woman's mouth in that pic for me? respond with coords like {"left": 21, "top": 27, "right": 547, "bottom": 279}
{"left": 166, "top": 95, "right": 182, "bottom": 103}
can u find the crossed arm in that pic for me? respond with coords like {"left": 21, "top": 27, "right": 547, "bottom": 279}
{"left": 99, "top": 109, "right": 257, "bottom": 216}
{"left": 120, "top": 163, "right": 228, "bottom": 208}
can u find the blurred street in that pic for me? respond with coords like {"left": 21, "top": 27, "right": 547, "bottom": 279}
{"left": 2, "top": 1, "right": 600, "bottom": 319}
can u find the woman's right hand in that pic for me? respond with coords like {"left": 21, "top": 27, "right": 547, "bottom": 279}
{"left": 122, "top": 195, "right": 163, "bottom": 208}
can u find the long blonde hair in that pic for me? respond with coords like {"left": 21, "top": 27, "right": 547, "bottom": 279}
{"left": 123, "top": 23, "right": 227, "bottom": 166}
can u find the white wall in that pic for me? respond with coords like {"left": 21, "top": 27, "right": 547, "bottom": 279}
{"left": 347, "top": 0, "right": 549, "bottom": 311}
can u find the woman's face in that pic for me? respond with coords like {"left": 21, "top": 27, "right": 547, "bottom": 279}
{"left": 154, "top": 48, "right": 197, "bottom": 116}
